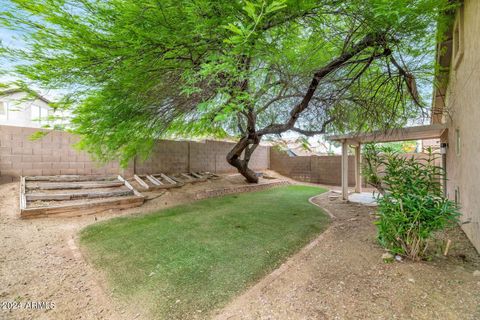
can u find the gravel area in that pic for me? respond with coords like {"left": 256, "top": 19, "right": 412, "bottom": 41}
{"left": 214, "top": 193, "right": 480, "bottom": 320}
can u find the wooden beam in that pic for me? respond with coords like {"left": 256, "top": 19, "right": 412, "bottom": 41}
{"left": 133, "top": 174, "right": 150, "bottom": 189}
{"left": 327, "top": 124, "right": 447, "bottom": 144}
{"left": 118, "top": 175, "right": 144, "bottom": 197}
{"left": 149, "top": 174, "right": 184, "bottom": 188}
{"left": 190, "top": 172, "right": 203, "bottom": 179}
{"left": 354, "top": 145, "right": 362, "bottom": 193}
{"left": 20, "top": 176, "right": 26, "bottom": 210}
{"left": 30, "top": 181, "right": 124, "bottom": 190}
{"left": 26, "top": 189, "right": 133, "bottom": 201}
{"left": 170, "top": 176, "right": 185, "bottom": 184}
{"left": 21, "top": 196, "right": 144, "bottom": 219}
{"left": 189, "top": 172, "right": 208, "bottom": 182}
{"left": 341, "top": 141, "right": 349, "bottom": 201}
{"left": 182, "top": 172, "right": 207, "bottom": 182}
{"left": 203, "top": 172, "right": 220, "bottom": 180}
{"left": 146, "top": 175, "right": 163, "bottom": 185}
{"left": 181, "top": 173, "right": 196, "bottom": 181}
{"left": 25, "top": 175, "right": 117, "bottom": 182}
{"left": 160, "top": 173, "right": 177, "bottom": 185}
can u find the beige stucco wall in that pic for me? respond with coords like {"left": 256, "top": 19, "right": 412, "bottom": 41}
{"left": 444, "top": 0, "right": 480, "bottom": 252}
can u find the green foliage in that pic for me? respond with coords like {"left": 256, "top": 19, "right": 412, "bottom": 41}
{"left": 364, "top": 146, "right": 460, "bottom": 260}
{"left": 28, "top": 130, "right": 49, "bottom": 141}
{"left": 0, "top": 0, "right": 453, "bottom": 165}
{"left": 362, "top": 143, "right": 386, "bottom": 193}
{"left": 81, "top": 185, "right": 329, "bottom": 319}
{"left": 381, "top": 141, "right": 418, "bottom": 153}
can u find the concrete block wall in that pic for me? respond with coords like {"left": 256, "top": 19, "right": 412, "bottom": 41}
{"left": 136, "top": 139, "right": 270, "bottom": 175}
{"left": 269, "top": 149, "right": 312, "bottom": 182}
{"left": 188, "top": 140, "right": 270, "bottom": 173}
{"left": 310, "top": 155, "right": 357, "bottom": 186}
{"left": 135, "top": 140, "right": 190, "bottom": 174}
{"left": 189, "top": 140, "right": 238, "bottom": 173}
{"left": 0, "top": 125, "right": 434, "bottom": 187}
{"left": 271, "top": 149, "right": 439, "bottom": 186}
{"left": 0, "top": 125, "right": 270, "bottom": 182}
{"left": 0, "top": 125, "right": 120, "bottom": 182}
{"left": 270, "top": 149, "right": 357, "bottom": 186}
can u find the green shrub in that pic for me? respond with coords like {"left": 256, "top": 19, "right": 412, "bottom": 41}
{"left": 363, "top": 145, "right": 460, "bottom": 260}
{"left": 362, "top": 143, "right": 389, "bottom": 194}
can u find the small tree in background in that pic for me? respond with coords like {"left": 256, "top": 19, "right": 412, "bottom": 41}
{"left": 363, "top": 145, "right": 460, "bottom": 260}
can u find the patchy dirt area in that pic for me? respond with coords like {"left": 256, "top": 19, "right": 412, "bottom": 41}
{"left": 0, "top": 173, "right": 283, "bottom": 320}
{"left": 215, "top": 193, "right": 480, "bottom": 320}
{"left": 2, "top": 172, "right": 480, "bottom": 320}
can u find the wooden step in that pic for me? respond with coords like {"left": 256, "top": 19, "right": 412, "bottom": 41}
{"left": 133, "top": 175, "right": 150, "bottom": 189}
{"left": 30, "top": 181, "right": 125, "bottom": 190}
{"left": 21, "top": 195, "right": 144, "bottom": 218}
{"left": 146, "top": 175, "right": 163, "bottom": 185}
{"left": 25, "top": 175, "right": 117, "bottom": 182}
{"left": 26, "top": 189, "right": 133, "bottom": 201}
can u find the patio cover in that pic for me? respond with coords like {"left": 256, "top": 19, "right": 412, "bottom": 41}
{"left": 326, "top": 123, "right": 448, "bottom": 200}
{"left": 327, "top": 123, "right": 447, "bottom": 144}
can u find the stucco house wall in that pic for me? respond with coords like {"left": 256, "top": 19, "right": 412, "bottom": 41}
{"left": 442, "top": 0, "right": 480, "bottom": 252}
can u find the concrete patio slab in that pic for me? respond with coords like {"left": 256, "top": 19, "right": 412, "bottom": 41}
{"left": 348, "top": 191, "right": 379, "bottom": 206}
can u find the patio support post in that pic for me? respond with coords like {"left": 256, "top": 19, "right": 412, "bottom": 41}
{"left": 341, "top": 140, "right": 349, "bottom": 200}
{"left": 354, "top": 144, "right": 362, "bottom": 193}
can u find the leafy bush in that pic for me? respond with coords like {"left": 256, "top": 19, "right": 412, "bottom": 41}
{"left": 363, "top": 145, "right": 460, "bottom": 260}
{"left": 362, "top": 143, "right": 390, "bottom": 194}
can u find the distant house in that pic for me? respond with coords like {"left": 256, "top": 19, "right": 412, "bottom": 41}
{"left": 275, "top": 138, "right": 335, "bottom": 157}
{"left": 285, "top": 146, "right": 330, "bottom": 157}
{"left": 0, "top": 88, "right": 59, "bottom": 128}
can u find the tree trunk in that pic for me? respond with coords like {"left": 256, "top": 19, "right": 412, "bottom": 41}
{"left": 226, "top": 135, "right": 260, "bottom": 183}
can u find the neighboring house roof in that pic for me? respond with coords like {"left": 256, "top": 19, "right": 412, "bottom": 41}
{"left": 0, "top": 88, "right": 52, "bottom": 105}
{"left": 287, "top": 147, "right": 318, "bottom": 157}
{"left": 275, "top": 138, "right": 333, "bottom": 156}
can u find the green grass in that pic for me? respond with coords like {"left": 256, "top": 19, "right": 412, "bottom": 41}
{"left": 80, "top": 185, "right": 329, "bottom": 319}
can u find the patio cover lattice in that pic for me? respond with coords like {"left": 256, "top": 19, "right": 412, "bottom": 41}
{"left": 327, "top": 124, "right": 447, "bottom": 200}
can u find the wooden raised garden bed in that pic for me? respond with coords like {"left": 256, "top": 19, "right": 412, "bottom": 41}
{"left": 20, "top": 175, "right": 145, "bottom": 218}
{"left": 130, "top": 172, "right": 220, "bottom": 191}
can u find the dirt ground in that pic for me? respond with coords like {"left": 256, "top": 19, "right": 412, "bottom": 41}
{"left": 0, "top": 173, "right": 282, "bottom": 320}
{"left": 1, "top": 172, "right": 480, "bottom": 320}
{"left": 214, "top": 193, "right": 480, "bottom": 320}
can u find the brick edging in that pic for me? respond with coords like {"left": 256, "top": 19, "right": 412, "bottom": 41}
{"left": 195, "top": 180, "right": 291, "bottom": 200}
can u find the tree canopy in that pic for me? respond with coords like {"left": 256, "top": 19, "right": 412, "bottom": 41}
{"left": 0, "top": 0, "right": 455, "bottom": 181}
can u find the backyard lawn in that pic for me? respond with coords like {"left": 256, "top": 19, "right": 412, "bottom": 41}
{"left": 80, "top": 185, "right": 329, "bottom": 319}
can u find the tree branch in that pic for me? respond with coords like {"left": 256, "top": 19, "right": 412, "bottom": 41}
{"left": 257, "top": 32, "right": 386, "bottom": 136}
{"left": 291, "top": 117, "right": 336, "bottom": 136}
{"left": 389, "top": 55, "right": 422, "bottom": 107}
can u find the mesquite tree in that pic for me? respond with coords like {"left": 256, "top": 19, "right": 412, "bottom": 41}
{"left": 0, "top": 0, "right": 454, "bottom": 182}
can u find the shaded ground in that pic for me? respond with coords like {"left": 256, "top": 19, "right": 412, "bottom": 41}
{"left": 0, "top": 173, "right": 282, "bottom": 320}
{"left": 80, "top": 186, "right": 329, "bottom": 320}
{"left": 215, "top": 193, "right": 480, "bottom": 320}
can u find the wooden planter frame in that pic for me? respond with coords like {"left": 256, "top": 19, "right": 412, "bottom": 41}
{"left": 131, "top": 172, "right": 219, "bottom": 191}
{"left": 20, "top": 175, "right": 144, "bottom": 218}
